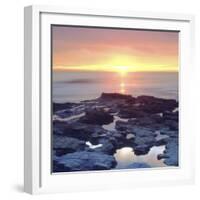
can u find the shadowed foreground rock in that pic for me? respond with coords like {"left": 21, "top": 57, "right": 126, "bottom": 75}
{"left": 53, "top": 135, "right": 86, "bottom": 156}
{"left": 127, "top": 162, "right": 151, "bottom": 169}
{"left": 79, "top": 108, "right": 114, "bottom": 125}
{"left": 53, "top": 151, "right": 117, "bottom": 172}
{"left": 53, "top": 121, "right": 107, "bottom": 140}
{"left": 53, "top": 102, "right": 78, "bottom": 112}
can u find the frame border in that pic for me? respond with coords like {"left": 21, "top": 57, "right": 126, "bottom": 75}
{"left": 24, "top": 5, "right": 195, "bottom": 194}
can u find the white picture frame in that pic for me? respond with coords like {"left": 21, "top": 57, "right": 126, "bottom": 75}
{"left": 24, "top": 5, "right": 195, "bottom": 194}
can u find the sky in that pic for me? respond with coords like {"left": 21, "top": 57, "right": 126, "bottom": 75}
{"left": 52, "top": 25, "right": 179, "bottom": 73}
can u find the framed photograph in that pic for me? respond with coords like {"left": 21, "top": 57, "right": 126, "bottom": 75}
{"left": 24, "top": 5, "right": 195, "bottom": 194}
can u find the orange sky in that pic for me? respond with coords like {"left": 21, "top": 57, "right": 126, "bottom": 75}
{"left": 52, "top": 26, "right": 179, "bottom": 73}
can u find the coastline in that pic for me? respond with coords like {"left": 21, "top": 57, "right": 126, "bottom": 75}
{"left": 52, "top": 93, "right": 179, "bottom": 172}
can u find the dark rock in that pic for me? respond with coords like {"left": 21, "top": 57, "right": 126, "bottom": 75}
{"left": 132, "top": 127, "right": 155, "bottom": 137}
{"left": 53, "top": 160, "right": 67, "bottom": 172}
{"left": 89, "top": 131, "right": 128, "bottom": 153}
{"left": 164, "top": 120, "right": 178, "bottom": 131}
{"left": 53, "top": 121, "right": 107, "bottom": 141}
{"left": 163, "top": 138, "right": 179, "bottom": 166}
{"left": 100, "top": 93, "right": 135, "bottom": 102}
{"left": 53, "top": 102, "right": 78, "bottom": 112}
{"left": 53, "top": 151, "right": 117, "bottom": 172}
{"left": 115, "top": 123, "right": 156, "bottom": 154}
{"left": 157, "top": 138, "right": 178, "bottom": 166}
{"left": 127, "top": 126, "right": 157, "bottom": 155}
{"left": 52, "top": 93, "right": 179, "bottom": 171}
{"left": 116, "top": 116, "right": 166, "bottom": 134}
{"left": 54, "top": 109, "right": 73, "bottom": 118}
{"left": 151, "top": 114, "right": 165, "bottom": 123}
{"left": 127, "top": 116, "right": 164, "bottom": 129}
{"left": 133, "top": 134, "right": 156, "bottom": 146}
{"left": 127, "top": 162, "right": 151, "bottom": 169}
{"left": 133, "top": 144, "right": 151, "bottom": 155}
{"left": 119, "top": 107, "right": 147, "bottom": 118}
{"left": 155, "top": 137, "right": 169, "bottom": 146}
{"left": 89, "top": 133, "right": 106, "bottom": 145}
{"left": 160, "top": 130, "right": 178, "bottom": 138}
{"left": 163, "top": 111, "right": 178, "bottom": 122}
{"left": 53, "top": 135, "right": 85, "bottom": 156}
{"left": 79, "top": 108, "right": 114, "bottom": 125}
{"left": 115, "top": 121, "right": 130, "bottom": 131}
{"left": 157, "top": 154, "right": 169, "bottom": 160}
{"left": 93, "top": 139, "right": 116, "bottom": 155}
{"left": 93, "top": 163, "right": 114, "bottom": 170}
{"left": 136, "top": 95, "right": 178, "bottom": 114}
{"left": 136, "top": 96, "right": 177, "bottom": 107}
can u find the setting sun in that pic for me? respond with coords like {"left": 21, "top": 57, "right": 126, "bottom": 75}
{"left": 114, "top": 66, "right": 129, "bottom": 75}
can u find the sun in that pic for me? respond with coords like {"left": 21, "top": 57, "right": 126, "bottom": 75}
{"left": 114, "top": 66, "right": 129, "bottom": 76}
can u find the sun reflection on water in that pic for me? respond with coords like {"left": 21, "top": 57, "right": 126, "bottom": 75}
{"left": 114, "top": 146, "right": 166, "bottom": 169}
{"left": 115, "top": 66, "right": 129, "bottom": 94}
{"left": 119, "top": 80, "right": 126, "bottom": 94}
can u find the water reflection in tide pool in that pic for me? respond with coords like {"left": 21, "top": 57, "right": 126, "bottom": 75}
{"left": 114, "top": 146, "right": 166, "bottom": 169}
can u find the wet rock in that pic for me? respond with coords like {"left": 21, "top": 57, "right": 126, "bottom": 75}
{"left": 53, "top": 120, "right": 71, "bottom": 135}
{"left": 89, "top": 131, "right": 128, "bottom": 153}
{"left": 160, "top": 130, "right": 178, "bottom": 138}
{"left": 155, "top": 137, "right": 169, "bottom": 146}
{"left": 128, "top": 116, "right": 165, "bottom": 131}
{"left": 135, "top": 135, "right": 156, "bottom": 146}
{"left": 136, "top": 95, "right": 177, "bottom": 106}
{"left": 53, "top": 135, "right": 85, "bottom": 156}
{"left": 158, "top": 138, "right": 178, "bottom": 166}
{"left": 136, "top": 95, "right": 178, "bottom": 114}
{"left": 100, "top": 93, "right": 135, "bottom": 102}
{"left": 164, "top": 120, "right": 178, "bottom": 131}
{"left": 53, "top": 121, "right": 107, "bottom": 141}
{"left": 53, "top": 151, "right": 117, "bottom": 172}
{"left": 128, "top": 127, "right": 157, "bottom": 155}
{"left": 133, "top": 144, "right": 151, "bottom": 155}
{"left": 157, "top": 154, "right": 169, "bottom": 160}
{"left": 163, "top": 111, "right": 178, "bottom": 122}
{"left": 126, "top": 133, "right": 135, "bottom": 139}
{"left": 116, "top": 116, "right": 166, "bottom": 134}
{"left": 115, "top": 120, "right": 130, "bottom": 131}
{"left": 93, "top": 139, "right": 116, "bottom": 155}
{"left": 54, "top": 109, "right": 73, "bottom": 118}
{"left": 127, "top": 162, "right": 151, "bottom": 169}
{"left": 132, "top": 126, "right": 155, "bottom": 137}
{"left": 115, "top": 123, "right": 157, "bottom": 155}
{"left": 150, "top": 114, "right": 165, "bottom": 123}
{"left": 54, "top": 108, "right": 85, "bottom": 119}
{"left": 53, "top": 160, "right": 67, "bottom": 172}
{"left": 119, "top": 107, "right": 147, "bottom": 118}
{"left": 53, "top": 102, "right": 78, "bottom": 112}
{"left": 163, "top": 138, "right": 179, "bottom": 166}
{"left": 79, "top": 108, "right": 114, "bottom": 125}
{"left": 52, "top": 93, "right": 179, "bottom": 170}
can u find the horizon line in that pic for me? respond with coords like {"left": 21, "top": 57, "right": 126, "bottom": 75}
{"left": 52, "top": 68, "right": 178, "bottom": 73}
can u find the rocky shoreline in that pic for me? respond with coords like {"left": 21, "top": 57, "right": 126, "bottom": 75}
{"left": 53, "top": 93, "right": 179, "bottom": 172}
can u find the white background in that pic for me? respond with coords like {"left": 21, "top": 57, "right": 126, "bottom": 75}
{"left": 0, "top": 0, "right": 199, "bottom": 199}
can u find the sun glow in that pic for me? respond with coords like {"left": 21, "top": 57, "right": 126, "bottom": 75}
{"left": 120, "top": 82, "right": 125, "bottom": 87}
{"left": 53, "top": 27, "right": 179, "bottom": 73}
{"left": 114, "top": 66, "right": 129, "bottom": 76}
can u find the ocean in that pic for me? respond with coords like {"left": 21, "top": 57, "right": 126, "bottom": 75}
{"left": 53, "top": 71, "right": 178, "bottom": 103}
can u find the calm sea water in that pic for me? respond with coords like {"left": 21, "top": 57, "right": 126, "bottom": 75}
{"left": 53, "top": 71, "right": 178, "bottom": 103}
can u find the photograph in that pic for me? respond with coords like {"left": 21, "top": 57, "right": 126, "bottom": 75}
{"left": 52, "top": 25, "right": 179, "bottom": 173}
